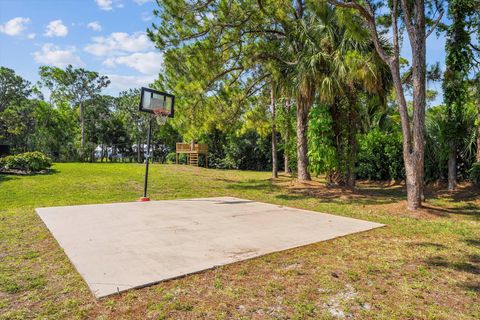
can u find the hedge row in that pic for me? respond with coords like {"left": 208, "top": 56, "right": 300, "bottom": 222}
{"left": 0, "top": 151, "right": 52, "bottom": 173}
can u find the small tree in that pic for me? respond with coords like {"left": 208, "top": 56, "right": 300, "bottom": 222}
{"left": 38, "top": 65, "right": 110, "bottom": 150}
{"left": 442, "top": 0, "right": 476, "bottom": 190}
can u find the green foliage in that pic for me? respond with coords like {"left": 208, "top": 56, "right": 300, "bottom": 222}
{"left": 0, "top": 151, "right": 52, "bottom": 172}
{"left": 165, "top": 152, "right": 177, "bottom": 164}
{"left": 308, "top": 105, "right": 338, "bottom": 176}
{"left": 205, "top": 130, "right": 273, "bottom": 171}
{"left": 469, "top": 163, "right": 480, "bottom": 185}
{"left": 0, "top": 66, "right": 33, "bottom": 113}
{"left": 425, "top": 104, "right": 477, "bottom": 182}
{"left": 442, "top": 0, "right": 475, "bottom": 144}
{"left": 356, "top": 128, "right": 404, "bottom": 181}
{"left": 38, "top": 65, "right": 110, "bottom": 107}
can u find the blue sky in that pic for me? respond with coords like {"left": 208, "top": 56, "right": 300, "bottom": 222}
{"left": 0, "top": 0, "right": 447, "bottom": 103}
{"left": 0, "top": 0, "right": 160, "bottom": 96}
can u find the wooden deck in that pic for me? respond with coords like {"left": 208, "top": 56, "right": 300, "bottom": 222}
{"left": 176, "top": 143, "right": 208, "bottom": 167}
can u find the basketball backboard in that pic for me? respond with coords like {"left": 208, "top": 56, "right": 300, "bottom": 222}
{"left": 139, "top": 87, "right": 174, "bottom": 117}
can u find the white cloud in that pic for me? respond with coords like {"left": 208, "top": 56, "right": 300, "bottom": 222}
{"left": 0, "top": 17, "right": 30, "bottom": 36}
{"left": 44, "top": 20, "right": 68, "bottom": 37}
{"left": 33, "top": 44, "right": 84, "bottom": 67}
{"left": 103, "top": 51, "right": 162, "bottom": 74}
{"left": 133, "top": 0, "right": 150, "bottom": 5}
{"left": 95, "top": 0, "right": 113, "bottom": 10}
{"left": 106, "top": 74, "right": 156, "bottom": 91}
{"left": 95, "top": 0, "right": 123, "bottom": 10}
{"left": 87, "top": 21, "right": 102, "bottom": 32}
{"left": 84, "top": 32, "right": 152, "bottom": 56}
{"left": 27, "top": 33, "right": 36, "bottom": 39}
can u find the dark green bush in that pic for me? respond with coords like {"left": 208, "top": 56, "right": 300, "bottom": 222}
{"left": 470, "top": 162, "right": 480, "bottom": 185}
{"left": 0, "top": 151, "right": 52, "bottom": 172}
{"left": 357, "top": 128, "right": 404, "bottom": 181}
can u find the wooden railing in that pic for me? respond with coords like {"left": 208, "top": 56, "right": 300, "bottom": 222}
{"left": 176, "top": 143, "right": 208, "bottom": 154}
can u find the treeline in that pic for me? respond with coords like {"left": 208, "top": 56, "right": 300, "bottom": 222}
{"left": 0, "top": 66, "right": 173, "bottom": 163}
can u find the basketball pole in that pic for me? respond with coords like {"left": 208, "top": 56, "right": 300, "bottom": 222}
{"left": 139, "top": 117, "right": 153, "bottom": 202}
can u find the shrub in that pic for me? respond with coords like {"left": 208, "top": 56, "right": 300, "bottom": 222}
{"left": 165, "top": 152, "right": 177, "bottom": 164}
{"left": 0, "top": 151, "right": 52, "bottom": 173}
{"left": 470, "top": 162, "right": 480, "bottom": 185}
{"left": 357, "top": 128, "right": 404, "bottom": 181}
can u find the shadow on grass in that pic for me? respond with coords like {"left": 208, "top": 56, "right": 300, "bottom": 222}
{"left": 281, "top": 182, "right": 406, "bottom": 206}
{"left": 464, "top": 239, "right": 480, "bottom": 247}
{"left": 227, "top": 179, "right": 279, "bottom": 191}
{"left": 459, "top": 281, "right": 480, "bottom": 293}
{"left": 422, "top": 204, "right": 480, "bottom": 219}
{"left": 0, "top": 173, "right": 15, "bottom": 184}
{"left": 226, "top": 178, "right": 405, "bottom": 206}
{"left": 0, "top": 168, "right": 58, "bottom": 176}
{"left": 275, "top": 194, "right": 306, "bottom": 201}
{"left": 225, "top": 177, "right": 406, "bottom": 206}
{"left": 426, "top": 256, "right": 480, "bottom": 275}
{"left": 412, "top": 242, "right": 447, "bottom": 249}
{"left": 224, "top": 177, "right": 480, "bottom": 215}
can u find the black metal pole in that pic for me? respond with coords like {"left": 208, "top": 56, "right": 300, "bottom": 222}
{"left": 143, "top": 117, "right": 153, "bottom": 198}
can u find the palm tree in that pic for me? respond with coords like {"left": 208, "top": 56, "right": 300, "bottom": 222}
{"left": 283, "top": 2, "right": 391, "bottom": 187}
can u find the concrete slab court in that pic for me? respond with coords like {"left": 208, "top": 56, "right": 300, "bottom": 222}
{"left": 36, "top": 197, "right": 384, "bottom": 298}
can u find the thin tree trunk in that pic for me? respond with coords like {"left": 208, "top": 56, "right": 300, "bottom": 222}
{"left": 271, "top": 87, "right": 278, "bottom": 178}
{"left": 137, "top": 139, "right": 141, "bottom": 163}
{"left": 296, "top": 93, "right": 311, "bottom": 181}
{"left": 80, "top": 102, "right": 85, "bottom": 148}
{"left": 448, "top": 141, "right": 457, "bottom": 190}
{"left": 346, "top": 96, "right": 358, "bottom": 189}
{"left": 284, "top": 98, "right": 291, "bottom": 174}
{"left": 410, "top": 2, "right": 427, "bottom": 208}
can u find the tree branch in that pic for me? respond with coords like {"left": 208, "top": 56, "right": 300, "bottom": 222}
{"left": 399, "top": 0, "right": 416, "bottom": 43}
{"left": 426, "top": 10, "right": 444, "bottom": 38}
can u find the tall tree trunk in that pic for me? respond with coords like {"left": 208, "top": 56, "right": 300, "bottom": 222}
{"left": 296, "top": 93, "right": 312, "bottom": 181}
{"left": 284, "top": 98, "right": 291, "bottom": 174}
{"left": 390, "top": 52, "right": 424, "bottom": 210}
{"left": 346, "top": 96, "right": 358, "bottom": 189}
{"left": 271, "top": 87, "right": 278, "bottom": 178}
{"left": 448, "top": 141, "right": 457, "bottom": 190}
{"left": 80, "top": 102, "right": 85, "bottom": 148}
{"left": 271, "top": 88, "right": 278, "bottom": 177}
{"left": 411, "top": 3, "right": 427, "bottom": 207}
{"left": 386, "top": 0, "right": 426, "bottom": 210}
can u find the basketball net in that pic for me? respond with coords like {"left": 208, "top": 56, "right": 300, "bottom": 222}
{"left": 153, "top": 109, "right": 168, "bottom": 126}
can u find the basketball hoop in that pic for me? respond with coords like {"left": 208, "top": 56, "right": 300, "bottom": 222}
{"left": 153, "top": 109, "right": 168, "bottom": 126}
{"left": 138, "top": 87, "right": 175, "bottom": 202}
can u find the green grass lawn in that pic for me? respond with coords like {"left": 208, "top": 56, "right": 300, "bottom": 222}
{"left": 1, "top": 163, "right": 479, "bottom": 319}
